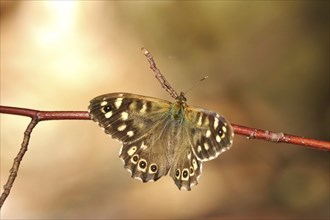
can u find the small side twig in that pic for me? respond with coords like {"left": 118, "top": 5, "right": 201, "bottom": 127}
{"left": 0, "top": 117, "right": 38, "bottom": 207}
{"left": 0, "top": 106, "right": 90, "bottom": 208}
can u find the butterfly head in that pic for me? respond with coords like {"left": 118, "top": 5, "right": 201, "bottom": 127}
{"left": 176, "top": 92, "right": 187, "bottom": 106}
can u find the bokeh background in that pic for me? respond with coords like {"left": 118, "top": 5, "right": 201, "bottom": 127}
{"left": 1, "top": 1, "right": 329, "bottom": 219}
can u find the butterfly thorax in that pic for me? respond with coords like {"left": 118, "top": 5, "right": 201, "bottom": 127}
{"left": 170, "top": 92, "right": 188, "bottom": 123}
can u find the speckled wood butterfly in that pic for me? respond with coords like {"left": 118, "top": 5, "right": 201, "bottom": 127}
{"left": 88, "top": 48, "right": 234, "bottom": 190}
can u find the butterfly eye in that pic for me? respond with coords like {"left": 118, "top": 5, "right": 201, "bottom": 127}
{"left": 189, "top": 167, "right": 194, "bottom": 176}
{"left": 131, "top": 155, "right": 139, "bottom": 164}
{"left": 138, "top": 159, "right": 147, "bottom": 171}
{"left": 101, "top": 104, "right": 113, "bottom": 119}
{"left": 149, "top": 164, "right": 158, "bottom": 174}
{"left": 175, "top": 169, "right": 181, "bottom": 179}
{"left": 103, "top": 105, "right": 111, "bottom": 112}
{"left": 181, "top": 169, "right": 189, "bottom": 181}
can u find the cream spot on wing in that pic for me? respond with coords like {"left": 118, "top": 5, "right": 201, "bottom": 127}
{"left": 222, "top": 126, "right": 227, "bottom": 133}
{"left": 117, "top": 124, "right": 126, "bottom": 131}
{"left": 221, "top": 133, "right": 226, "bottom": 139}
{"left": 141, "top": 142, "right": 148, "bottom": 150}
{"left": 204, "top": 142, "right": 210, "bottom": 150}
{"left": 187, "top": 153, "right": 191, "bottom": 160}
{"left": 129, "top": 101, "right": 137, "bottom": 111}
{"left": 127, "top": 146, "right": 137, "bottom": 156}
{"left": 197, "top": 145, "right": 202, "bottom": 153}
{"left": 101, "top": 101, "right": 108, "bottom": 106}
{"left": 216, "top": 135, "right": 221, "bottom": 143}
{"left": 192, "top": 159, "right": 198, "bottom": 170}
{"left": 214, "top": 117, "right": 219, "bottom": 130}
{"left": 105, "top": 111, "right": 112, "bottom": 118}
{"left": 127, "top": 130, "right": 134, "bottom": 137}
{"left": 197, "top": 115, "right": 203, "bottom": 126}
{"left": 121, "top": 112, "right": 129, "bottom": 121}
{"left": 206, "top": 130, "right": 211, "bottom": 138}
{"left": 203, "top": 117, "right": 209, "bottom": 126}
{"left": 115, "top": 98, "right": 123, "bottom": 109}
{"left": 140, "top": 102, "right": 147, "bottom": 113}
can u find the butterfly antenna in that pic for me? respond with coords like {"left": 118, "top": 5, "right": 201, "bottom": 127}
{"left": 142, "top": 47, "right": 179, "bottom": 99}
{"left": 184, "top": 76, "right": 209, "bottom": 96}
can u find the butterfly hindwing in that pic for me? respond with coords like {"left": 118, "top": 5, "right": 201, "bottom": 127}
{"left": 119, "top": 119, "right": 176, "bottom": 183}
{"left": 168, "top": 129, "right": 202, "bottom": 190}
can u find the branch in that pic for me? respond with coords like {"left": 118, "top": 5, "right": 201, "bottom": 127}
{"left": 232, "top": 124, "right": 330, "bottom": 151}
{"left": 1, "top": 105, "right": 329, "bottom": 150}
{"left": 0, "top": 106, "right": 90, "bottom": 209}
{"left": 0, "top": 105, "right": 329, "bottom": 208}
{"left": 0, "top": 117, "right": 38, "bottom": 207}
{"left": 0, "top": 105, "right": 89, "bottom": 121}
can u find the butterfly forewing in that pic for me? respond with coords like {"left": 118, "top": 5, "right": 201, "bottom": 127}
{"left": 89, "top": 93, "right": 171, "bottom": 143}
{"left": 185, "top": 106, "right": 234, "bottom": 161}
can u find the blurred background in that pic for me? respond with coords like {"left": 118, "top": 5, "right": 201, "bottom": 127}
{"left": 1, "top": 1, "right": 329, "bottom": 219}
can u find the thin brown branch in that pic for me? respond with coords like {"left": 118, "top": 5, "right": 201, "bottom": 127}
{"left": 0, "top": 105, "right": 89, "bottom": 121}
{"left": 0, "top": 105, "right": 329, "bottom": 208}
{"left": 232, "top": 124, "right": 330, "bottom": 151}
{"left": 141, "top": 47, "right": 179, "bottom": 100}
{"left": 0, "top": 117, "right": 38, "bottom": 207}
{"left": 0, "top": 105, "right": 90, "bottom": 209}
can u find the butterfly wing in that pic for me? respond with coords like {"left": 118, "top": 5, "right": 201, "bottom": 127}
{"left": 89, "top": 93, "right": 174, "bottom": 182}
{"left": 89, "top": 93, "right": 171, "bottom": 143}
{"left": 168, "top": 127, "right": 202, "bottom": 190}
{"left": 167, "top": 106, "right": 233, "bottom": 190}
{"left": 185, "top": 106, "right": 234, "bottom": 161}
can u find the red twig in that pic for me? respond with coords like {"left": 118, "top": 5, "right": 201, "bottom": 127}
{"left": 0, "top": 105, "right": 89, "bottom": 121}
{"left": 232, "top": 124, "right": 330, "bottom": 151}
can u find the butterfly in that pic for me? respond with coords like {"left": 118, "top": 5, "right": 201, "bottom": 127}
{"left": 88, "top": 48, "right": 234, "bottom": 190}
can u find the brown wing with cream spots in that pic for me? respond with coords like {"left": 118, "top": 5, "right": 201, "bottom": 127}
{"left": 168, "top": 128, "right": 203, "bottom": 190}
{"left": 119, "top": 119, "right": 175, "bottom": 182}
{"left": 89, "top": 93, "right": 172, "bottom": 144}
{"left": 185, "top": 106, "right": 234, "bottom": 162}
{"left": 89, "top": 93, "right": 174, "bottom": 182}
